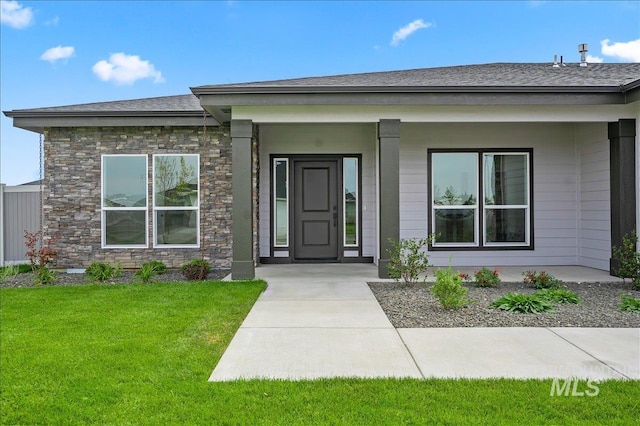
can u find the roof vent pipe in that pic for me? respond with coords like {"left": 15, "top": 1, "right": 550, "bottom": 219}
{"left": 553, "top": 55, "right": 560, "bottom": 67}
{"left": 579, "top": 43, "right": 588, "bottom": 67}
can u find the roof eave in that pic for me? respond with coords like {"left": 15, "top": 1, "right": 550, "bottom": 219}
{"left": 3, "top": 110, "right": 218, "bottom": 133}
{"left": 191, "top": 85, "right": 624, "bottom": 96}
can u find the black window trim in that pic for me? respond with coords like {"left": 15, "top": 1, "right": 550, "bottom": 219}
{"left": 427, "top": 147, "right": 534, "bottom": 252}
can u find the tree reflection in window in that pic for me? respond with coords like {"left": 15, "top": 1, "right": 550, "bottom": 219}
{"left": 154, "top": 155, "right": 199, "bottom": 246}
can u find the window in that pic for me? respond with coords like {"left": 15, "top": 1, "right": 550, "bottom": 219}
{"left": 273, "top": 158, "right": 289, "bottom": 247}
{"left": 153, "top": 154, "right": 199, "bottom": 247}
{"left": 429, "top": 149, "right": 532, "bottom": 249}
{"left": 343, "top": 157, "right": 359, "bottom": 246}
{"left": 102, "top": 155, "right": 148, "bottom": 247}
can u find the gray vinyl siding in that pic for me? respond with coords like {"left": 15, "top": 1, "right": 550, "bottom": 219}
{"left": 2, "top": 185, "right": 41, "bottom": 263}
{"left": 576, "top": 122, "right": 610, "bottom": 270}
{"left": 400, "top": 122, "right": 580, "bottom": 267}
{"left": 258, "top": 123, "right": 377, "bottom": 259}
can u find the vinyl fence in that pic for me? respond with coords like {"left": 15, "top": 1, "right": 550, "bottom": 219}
{"left": 0, "top": 184, "right": 41, "bottom": 266}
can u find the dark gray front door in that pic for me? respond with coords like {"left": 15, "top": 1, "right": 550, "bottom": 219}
{"left": 294, "top": 161, "right": 338, "bottom": 260}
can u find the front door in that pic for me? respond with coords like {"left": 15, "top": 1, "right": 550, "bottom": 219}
{"left": 294, "top": 160, "right": 338, "bottom": 260}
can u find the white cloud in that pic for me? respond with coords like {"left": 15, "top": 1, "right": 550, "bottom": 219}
{"left": 92, "top": 53, "right": 165, "bottom": 85}
{"left": 586, "top": 54, "right": 603, "bottom": 64}
{"left": 45, "top": 15, "right": 59, "bottom": 26}
{"left": 40, "top": 45, "right": 75, "bottom": 63}
{"left": 1, "top": 0, "right": 34, "bottom": 29}
{"left": 391, "top": 19, "right": 431, "bottom": 46}
{"left": 600, "top": 38, "right": 640, "bottom": 62}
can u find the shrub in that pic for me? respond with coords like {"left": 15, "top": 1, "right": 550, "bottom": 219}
{"left": 146, "top": 260, "right": 167, "bottom": 275}
{"left": 24, "top": 231, "right": 58, "bottom": 271}
{"left": 430, "top": 266, "right": 470, "bottom": 309}
{"left": 181, "top": 259, "right": 211, "bottom": 281}
{"left": 0, "top": 265, "right": 20, "bottom": 283}
{"left": 491, "top": 293, "right": 554, "bottom": 314}
{"left": 24, "top": 231, "right": 59, "bottom": 286}
{"left": 135, "top": 261, "right": 164, "bottom": 284}
{"left": 473, "top": 267, "right": 501, "bottom": 287}
{"left": 522, "top": 270, "right": 562, "bottom": 289}
{"left": 619, "top": 294, "right": 640, "bottom": 313}
{"left": 33, "top": 267, "right": 56, "bottom": 286}
{"left": 387, "top": 236, "right": 435, "bottom": 284}
{"left": 535, "top": 288, "right": 580, "bottom": 305}
{"left": 85, "top": 262, "right": 121, "bottom": 282}
{"left": 612, "top": 231, "right": 640, "bottom": 290}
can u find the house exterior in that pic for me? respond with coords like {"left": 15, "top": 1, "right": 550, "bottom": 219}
{"left": 5, "top": 62, "right": 640, "bottom": 280}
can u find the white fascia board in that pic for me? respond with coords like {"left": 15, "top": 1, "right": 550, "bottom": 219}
{"left": 233, "top": 104, "right": 637, "bottom": 123}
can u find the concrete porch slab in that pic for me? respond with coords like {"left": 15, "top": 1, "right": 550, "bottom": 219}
{"left": 260, "top": 281, "right": 377, "bottom": 301}
{"left": 209, "top": 328, "right": 423, "bottom": 381}
{"left": 418, "top": 265, "right": 624, "bottom": 283}
{"left": 549, "top": 328, "right": 640, "bottom": 379}
{"left": 256, "top": 263, "right": 380, "bottom": 282}
{"left": 242, "top": 300, "right": 393, "bottom": 328}
{"left": 398, "top": 327, "right": 627, "bottom": 380}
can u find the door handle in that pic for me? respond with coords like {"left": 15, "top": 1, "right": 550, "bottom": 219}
{"left": 333, "top": 205, "right": 338, "bottom": 228}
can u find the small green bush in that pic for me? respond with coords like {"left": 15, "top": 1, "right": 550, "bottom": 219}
{"left": 430, "top": 266, "right": 470, "bottom": 309}
{"left": 491, "top": 293, "right": 554, "bottom": 314}
{"left": 387, "top": 237, "right": 434, "bottom": 284}
{"left": 535, "top": 288, "right": 580, "bottom": 304}
{"left": 146, "top": 260, "right": 167, "bottom": 275}
{"left": 86, "top": 262, "right": 122, "bottom": 282}
{"left": 473, "top": 267, "right": 501, "bottom": 287}
{"left": 33, "top": 267, "right": 56, "bottom": 286}
{"left": 0, "top": 265, "right": 20, "bottom": 282}
{"left": 612, "top": 231, "right": 640, "bottom": 290}
{"left": 619, "top": 294, "right": 640, "bottom": 313}
{"left": 181, "top": 259, "right": 211, "bottom": 281}
{"left": 135, "top": 261, "right": 163, "bottom": 283}
{"left": 522, "top": 270, "right": 562, "bottom": 289}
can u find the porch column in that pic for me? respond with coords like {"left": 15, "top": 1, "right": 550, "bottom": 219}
{"left": 231, "top": 119, "right": 255, "bottom": 280}
{"left": 609, "top": 119, "right": 637, "bottom": 275}
{"left": 378, "top": 119, "right": 400, "bottom": 278}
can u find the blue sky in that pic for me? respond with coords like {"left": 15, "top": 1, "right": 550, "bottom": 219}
{"left": 1, "top": 0, "right": 639, "bottom": 185}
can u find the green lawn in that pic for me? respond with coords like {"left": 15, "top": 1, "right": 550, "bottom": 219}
{"left": 1, "top": 281, "right": 638, "bottom": 425}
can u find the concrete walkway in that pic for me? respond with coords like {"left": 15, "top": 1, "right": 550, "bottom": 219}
{"left": 210, "top": 264, "right": 639, "bottom": 381}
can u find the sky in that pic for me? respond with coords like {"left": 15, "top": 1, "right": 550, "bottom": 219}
{"left": 1, "top": 0, "right": 639, "bottom": 185}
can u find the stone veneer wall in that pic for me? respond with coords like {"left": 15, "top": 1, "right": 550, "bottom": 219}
{"left": 43, "top": 125, "right": 239, "bottom": 269}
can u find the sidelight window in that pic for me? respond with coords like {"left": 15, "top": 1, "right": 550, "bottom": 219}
{"left": 343, "top": 158, "right": 359, "bottom": 246}
{"left": 273, "top": 158, "right": 289, "bottom": 247}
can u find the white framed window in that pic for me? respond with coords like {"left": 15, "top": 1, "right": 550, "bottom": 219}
{"left": 153, "top": 154, "right": 200, "bottom": 247}
{"left": 273, "top": 158, "right": 289, "bottom": 247}
{"left": 483, "top": 153, "right": 530, "bottom": 246}
{"left": 343, "top": 157, "right": 359, "bottom": 247}
{"left": 429, "top": 149, "right": 532, "bottom": 249}
{"left": 101, "top": 155, "right": 148, "bottom": 248}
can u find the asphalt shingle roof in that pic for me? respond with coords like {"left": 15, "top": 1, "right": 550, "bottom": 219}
{"left": 196, "top": 63, "right": 640, "bottom": 90}
{"left": 6, "top": 63, "right": 640, "bottom": 116}
{"left": 8, "top": 94, "right": 201, "bottom": 114}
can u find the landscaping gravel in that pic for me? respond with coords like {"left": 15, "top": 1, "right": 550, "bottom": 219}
{"left": 1, "top": 269, "right": 230, "bottom": 288}
{"left": 368, "top": 281, "right": 640, "bottom": 328}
